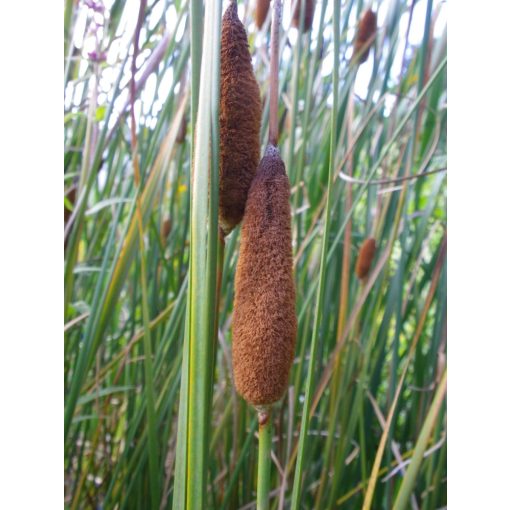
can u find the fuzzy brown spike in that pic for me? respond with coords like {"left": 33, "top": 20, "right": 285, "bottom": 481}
{"left": 291, "top": 0, "right": 315, "bottom": 33}
{"left": 161, "top": 218, "right": 172, "bottom": 242}
{"left": 220, "top": 2, "right": 262, "bottom": 236}
{"left": 255, "top": 0, "right": 270, "bottom": 29}
{"left": 355, "top": 237, "right": 376, "bottom": 280}
{"left": 353, "top": 9, "right": 377, "bottom": 64}
{"left": 176, "top": 115, "right": 187, "bottom": 144}
{"left": 232, "top": 146, "right": 297, "bottom": 407}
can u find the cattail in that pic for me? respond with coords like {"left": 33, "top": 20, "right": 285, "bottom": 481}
{"left": 176, "top": 115, "right": 187, "bottom": 144}
{"left": 161, "top": 218, "right": 172, "bottom": 242}
{"left": 352, "top": 9, "right": 377, "bottom": 64}
{"left": 255, "top": 0, "right": 270, "bottom": 29}
{"left": 220, "top": 2, "right": 262, "bottom": 236}
{"left": 355, "top": 237, "right": 376, "bottom": 280}
{"left": 232, "top": 145, "right": 297, "bottom": 407}
{"left": 291, "top": 0, "right": 315, "bottom": 33}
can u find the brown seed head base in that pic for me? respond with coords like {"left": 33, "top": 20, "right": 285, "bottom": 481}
{"left": 355, "top": 237, "right": 376, "bottom": 280}
{"left": 232, "top": 145, "right": 297, "bottom": 407}
{"left": 255, "top": 0, "right": 270, "bottom": 30}
{"left": 257, "top": 408, "right": 270, "bottom": 426}
{"left": 353, "top": 9, "right": 377, "bottom": 64}
{"left": 291, "top": 0, "right": 315, "bottom": 33}
{"left": 220, "top": 2, "right": 262, "bottom": 236}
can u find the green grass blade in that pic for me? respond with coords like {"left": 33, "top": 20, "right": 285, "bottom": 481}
{"left": 290, "top": 1, "right": 341, "bottom": 507}
{"left": 392, "top": 369, "right": 447, "bottom": 510}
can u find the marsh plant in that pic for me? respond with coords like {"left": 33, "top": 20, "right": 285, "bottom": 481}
{"left": 64, "top": 0, "right": 447, "bottom": 508}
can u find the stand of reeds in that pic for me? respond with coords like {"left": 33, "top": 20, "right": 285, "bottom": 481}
{"left": 64, "top": 0, "right": 447, "bottom": 507}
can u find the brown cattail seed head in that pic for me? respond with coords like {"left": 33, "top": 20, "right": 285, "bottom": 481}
{"left": 161, "top": 218, "right": 172, "bottom": 242}
{"left": 255, "top": 0, "right": 270, "bottom": 29}
{"left": 353, "top": 9, "right": 377, "bottom": 64}
{"left": 232, "top": 146, "right": 297, "bottom": 407}
{"left": 220, "top": 2, "right": 262, "bottom": 236}
{"left": 176, "top": 115, "right": 187, "bottom": 144}
{"left": 291, "top": 0, "right": 315, "bottom": 33}
{"left": 355, "top": 237, "right": 376, "bottom": 280}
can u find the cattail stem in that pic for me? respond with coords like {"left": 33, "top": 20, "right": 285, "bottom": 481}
{"left": 212, "top": 232, "right": 225, "bottom": 375}
{"left": 257, "top": 410, "right": 272, "bottom": 510}
{"left": 268, "top": 0, "right": 282, "bottom": 146}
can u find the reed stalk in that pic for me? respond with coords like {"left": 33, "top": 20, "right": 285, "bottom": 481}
{"left": 64, "top": 0, "right": 447, "bottom": 506}
{"left": 290, "top": 0, "right": 340, "bottom": 507}
{"left": 173, "top": 0, "right": 221, "bottom": 507}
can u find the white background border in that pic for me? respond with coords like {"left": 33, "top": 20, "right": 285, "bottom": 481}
{"left": 0, "top": 2, "right": 61, "bottom": 507}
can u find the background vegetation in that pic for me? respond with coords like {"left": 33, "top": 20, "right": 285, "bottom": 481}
{"left": 64, "top": 0, "right": 447, "bottom": 508}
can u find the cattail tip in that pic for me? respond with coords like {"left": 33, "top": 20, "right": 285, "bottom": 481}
{"left": 291, "top": 0, "right": 315, "bottom": 33}
{"left": 355, "top": 237, "right": 377, "bottom": 280}
{"left": 353, "top": 9, "right": 377, "bottom": 64}
{"left": 255, "top": 0, "right": 270, "bottom": 29}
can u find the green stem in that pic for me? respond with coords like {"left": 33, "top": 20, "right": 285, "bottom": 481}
{"left": 257, "top": 411, "right": 272, "bottom": 510}
{"left": 290, "top": 0, "right": 341, "bottom": 507}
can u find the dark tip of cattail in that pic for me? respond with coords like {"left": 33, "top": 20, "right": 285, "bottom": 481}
{"left": 232, "top": 145, "right": 297, "bottom": 407}
{"left": 352, "top": 9, "right": 377, "bottom": 64}
{"left": 291, "top": 0, "right": 315, "bottom": 33}
{"left": 161, "top": 218, "right": 172, "bottom": 242}
{"left": 220, "top": 1, "right": 262, "bottom": 236}
{"left": 176, "top": 115, "right": 187, "bottom": 144}
{"left": 355, "top": 237, "right": 376, "bottom": 280}
{"left": 255, "top": 0, "right": 270, "bottom": 30}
